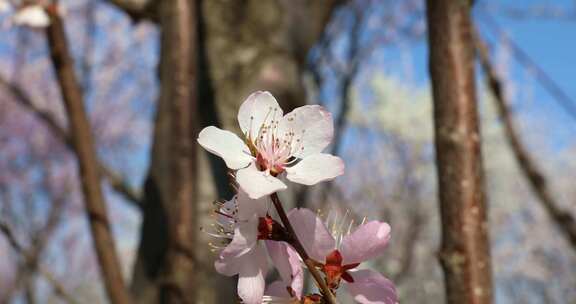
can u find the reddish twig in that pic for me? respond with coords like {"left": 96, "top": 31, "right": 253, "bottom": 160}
{"left": 270, "top": 193, "right": 337, "bottom": 304}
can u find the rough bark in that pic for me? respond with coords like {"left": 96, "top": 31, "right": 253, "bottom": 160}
{"left": 45, "top": 9, "right": 132, "bottom": 304}
{"left": 475, "top": 33, "right": 576, "bottom": 251}
{"left": 130, "top": 0, "right": 197, "bottom": 303}
{"left": 426, "top": 1, "right": 493, "bottom": 303}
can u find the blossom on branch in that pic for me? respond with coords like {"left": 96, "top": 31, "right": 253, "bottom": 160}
{"left": 208, "top": 190, "right": 302, "bottom": 304}
{"left": 288, "top": 209, "right": 398, "bottom": 304}
{"left": 198, "top": 91, "right": 344, "bottom": 199}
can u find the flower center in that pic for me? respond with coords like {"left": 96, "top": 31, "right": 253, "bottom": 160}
{"left": 247, "top": 109, "right": 304, "bottom": 175}
{"left": 321, "top": 250, "right": 360, "bottom": 289}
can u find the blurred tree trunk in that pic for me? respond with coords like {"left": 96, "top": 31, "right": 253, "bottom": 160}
{"left": 130, "top": 0, "right": 197, "bottom": 303}
{"left": 426, "top": 1, "right": 493, "bottom": 303}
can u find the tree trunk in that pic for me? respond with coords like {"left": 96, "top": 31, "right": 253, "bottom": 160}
{"left": 130, "top": 0, "right": 197, "bottom": 303}
{"left": 426, "top": 1, "right": 493, "bottom": 303}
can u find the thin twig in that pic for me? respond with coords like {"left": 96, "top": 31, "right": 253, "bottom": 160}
{"left": 474, "top": 30, "right": 576, "bottom": 250}
{"left": 479, "top": 13, "right": 576, "bottom": 123}
{"left": 270, "top": 193, "right": 337, "bottom": 304}
{"left": 0, "top": 71, "right": 142, "bottom": 208}
{"left": 0, "top": 221, "right": 79, "bottom": 304}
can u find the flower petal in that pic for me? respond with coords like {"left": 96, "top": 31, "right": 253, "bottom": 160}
{"left": 218, "top": 218, "right": 258, "bottom": 262}
{"left": 13, "top": 5, "right": 50, "bottom": 28}
{"left": 266, "top": 241, "right": 303, "bottom": 298}
{"left": 236, "top": 188, "right": 270, "bottom": 220}
{"left": 197, "top": 126, "right": 252, "bottom": 170}
{"left": 287, "top": 208, "right": 335, "bottom": 261}
{"left": 278, "top": 105, "right": 334, "bottom": 158}
{"left": 344, "top": 269, "right": 398, "bottom": 304}
{"left": 264, "top": 280, "right": 292, "bottom": 298}
{"left": 340, "top": 221, "right": 391, "bottom": 265}
{"left": 236, "top": 163, "right": 287, "bottom": 199}
{"left": 238, "top": 245, "right": 268, "bottom": 304}
{"left": 238, "top": 91, "right": 283, "bottom": 141}
{"left": 286, "top": 153, "right": 344, "bottom": 186}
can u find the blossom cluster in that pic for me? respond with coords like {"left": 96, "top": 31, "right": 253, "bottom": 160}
{"left": 198, "top": 91, "right": 397, "bottom": 303}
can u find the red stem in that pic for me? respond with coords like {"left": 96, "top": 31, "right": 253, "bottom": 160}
{"left": 270, "top": 193, "right": 337, "bottom": 304}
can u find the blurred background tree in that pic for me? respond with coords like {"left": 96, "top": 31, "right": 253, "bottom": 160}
{"left": 0, "top": 0, "right": 575, "bottom": 303}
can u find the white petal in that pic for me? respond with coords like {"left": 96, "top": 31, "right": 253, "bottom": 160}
{"left": 344, "top": 269, "right": 398, "bottom": 304}
{"left": 197, "top": 126, "right": 252, "bottom": 170}
{"left": 236, "top": 188, "right": 270, "bottom": 220}
{"left": 237, "top": 245, "right": 268, "bottom": 304}
{"left": 286, "top": 153, "right": 344, "bottom": 185}
{"left": 214, "top": 218, "right": 260, "bottom": 276}
{"left": 13, "top": 6, "right": 50, "bottom": 28}
{"left": 340, "top": 221, "right": 391, "bottom": 265}
{"left": 278, "top": 105, "right": 334, "bottom": 158}
{"left": 220, "top": 219, "right": 258, "bottom": 259}
{"left": 238, "top": 91, "right": 283, "bottom": 140}
{"left": 287, "top": 208, "right": 335, "bottom": 261}
{"left": 236, "top": 163, "right": 287, "bottom": 199}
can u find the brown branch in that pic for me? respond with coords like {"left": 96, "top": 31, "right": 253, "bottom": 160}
{"left": 480, "top": 14, "right": 576, "bottom": 123}
{"left": 0, "top": 76, "right": 143, "bottom": 208}
{"left": 474, "top": 32, "right": 576, "bottom": 250}
{"left": 426, "top": 0, "right": 493, "bottom": 303}
{"left": 45, "top": 7, "right": 132, "bottom": 304}
{"left": 270, "top": 193, "right": 337, "bottom": 304}
{"left": 0, "top": 221, "right": 79, "bottom": 304}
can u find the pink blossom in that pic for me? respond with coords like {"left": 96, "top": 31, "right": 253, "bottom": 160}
{"left": 288, "top": 209, "right": 398, "bottom": 304}
{"left": 198, "top": 91, "right": 344, "bottom": 199}
{"left": 12, "top": 5, "right": 50, "bottom": 28}
{"left": 209, "top": 191, "right": 301, "bottom": 304}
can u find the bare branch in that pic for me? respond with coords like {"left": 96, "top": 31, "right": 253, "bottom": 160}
{"left": 45, "top": 7, "right": 132, "bottom": 304}
{"left": 0, "top": 221, "right": 79, "bottom": 304}
{"left": 480, "top": 14, "right": 576, "bottom": 123}
{"left": 474, "top": 31, "right": 576, "bottom": 251}
{"left": 0, "top": 75, "right": 143, "bottom": 208}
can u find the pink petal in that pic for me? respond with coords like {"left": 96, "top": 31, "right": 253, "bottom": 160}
{"left": 236, "top": 163, "right": 287, "bottom": 199}
{"left": 266, "top": 241, "right": 303, "bottom": 298}
{"left": 286, "top": 153, "right": 344, "bottom": 186}
{"left": 236, "top": 189, "right": 270, "bottom": 220}
{"left": 278, "top": 105, "right": 334, "bottom": 158}
{"left": 264, "top": 280, "right": 292, "bottom": 298}
{"left": 197, "top": 126, "right": 252, "bottom": 170}
{"left": 219, "top": 219, "right": 258, "bottom": 260}
{"left": 344, "top": 269, "right": 398, "bottom": 304}
{"left": 287, "top": 208, "right": 335, "bottom": 262}
{"left": 214, "top": 222, "right": 258, "bottom": 277}
{"left": 340, "top": 221, "right": 391, "bottom": 265}
{"left": 237, "top": 245, "right": 268, "bottom": 304}
{"left": 237, "top": 91, "right": 283, "bottom": 141}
